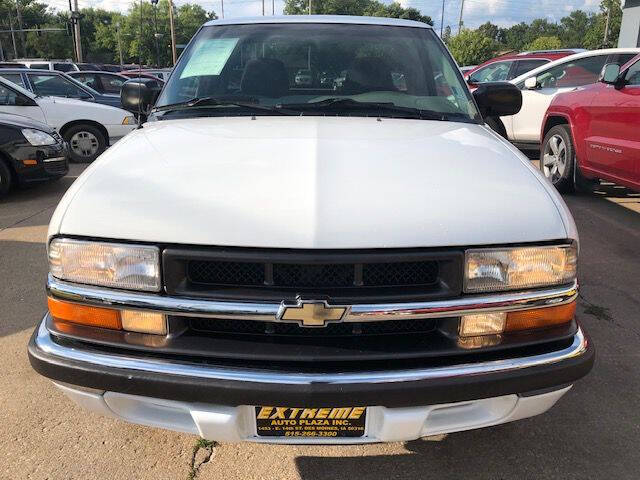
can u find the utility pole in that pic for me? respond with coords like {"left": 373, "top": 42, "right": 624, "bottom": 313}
{"left": 0, "top": 37, "right": 4, "bottom": 61}
{"left": 14, "top": 0, "right": 26, "bottom": 57}
{"left": 272, "top": 0, "right": 275, "bottom": 15}
{"left": 262, "top": 0, "right": 265, "bottom": 15}
{"left": 603, "top": 3, "right": 611, "bottom": 46}
{"left": 221, "top": 0, "right": 224, "bottom": 18}
{"left": 72, "top": 0, "right": 83, "bottom": 62}
{"left": 309, "top": 0, "right": 312, "bottom": 15}
{"left": 440, "top": 0, "right": 445, "bottom": 37}
{"left": 68, "top": 0, "right": 76, "bottom": 61}
{"left": 457, "top": 0, "right": 465, "bottom": 34}
{"left": 7, "top": 6, "right": 17, "bottom": 59}
{"left": 151, "top": 0, "right": 160, "bottom": 67}
{"left": 168, "top": 0, "right": 177, "bottom": 65}
{"left": 115, "top": 22, "right": 123, "bottom": 66}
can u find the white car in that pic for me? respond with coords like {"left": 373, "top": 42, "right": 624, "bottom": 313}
{"left": 29, "top": 16, "right": 592, "bottom": 444}
{"left": 501, "top": 48, "right": 640, "bottom": 148}
{"left": 0, "top": 76, "right": 135, "bottom": 162}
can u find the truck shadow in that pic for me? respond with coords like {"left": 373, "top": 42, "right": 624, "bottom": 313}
{"left": 293, "top": 391, "right": 629, "bottom": 479}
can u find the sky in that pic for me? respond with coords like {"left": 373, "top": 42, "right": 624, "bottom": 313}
{"left": 46, "top": 0, "right": 605, "bottom": 32}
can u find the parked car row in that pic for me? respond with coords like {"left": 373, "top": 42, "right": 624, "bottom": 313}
{"left": 540, "top": 54, "right": 640, "bottom": 193}
{"left": 471, "top": 47, "right": 640, "bottom": 194}
{"left": 0, "top": 69, "right": 123, "bottom": 109}
{"left": 12, "top": 58, "right": 172, "bottom": 76}
{"left": 464, "top": 49, "right": 586, "bottom": 90}
{"left": 0, "top": 112, "right": 68, "bottom": 197}
{"left": 0, "top": 72, "right": 135, "bottom": 181}
{"left": 0, "top": 62, "right": 171, "bottom": 197}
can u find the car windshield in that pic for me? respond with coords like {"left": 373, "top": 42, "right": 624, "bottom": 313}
{"left": 156, "top": 23, "right": 480, "bottom": 122}
{"left": 29, "top": 73, "right": 93, "bottom": 99}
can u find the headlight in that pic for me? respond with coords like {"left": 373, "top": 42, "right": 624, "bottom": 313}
{"left": 49, "top": 238, "right": 160, "bottom": 291}
{"left": 464, "top": 244, "right": 576, "bottom": 293}
{"left": 21, "top": 128, "right": 57, "bottom": 146}
{"left": 122, "top": 116, "right": 136, "bottom": 125}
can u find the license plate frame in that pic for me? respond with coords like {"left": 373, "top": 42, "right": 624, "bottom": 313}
{"left": 254, "top": 406, "right": 367, "bottom": 439}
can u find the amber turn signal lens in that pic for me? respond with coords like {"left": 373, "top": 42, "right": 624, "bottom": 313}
{"left": 505, "top": 301, "right": 576, "bottom": 332}
{"left": 47, "top": 297, "right": 122, "bottom": 330}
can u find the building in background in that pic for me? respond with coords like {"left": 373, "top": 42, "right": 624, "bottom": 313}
{"left": 619, "top": 0, "right": 640, "bottom": 47}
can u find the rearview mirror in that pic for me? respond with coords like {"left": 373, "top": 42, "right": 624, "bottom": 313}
{"left": 524, "top": 76, "right": 538, "bottom": 89}
{"left": 472, "top": 82, "right": 522, "bottom": 118}
{"left": 121, "top": 78, "right": 162, "bottom": 114}
{"left": 600, "top": 63, "right": 622, "bottom": 86}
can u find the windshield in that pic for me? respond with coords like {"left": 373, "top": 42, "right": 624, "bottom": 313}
{"left": 29, "top": 73, "right": 93, "bottom": 99}
{"left": 156, "top": 23, "right": 479, "bottom": 122}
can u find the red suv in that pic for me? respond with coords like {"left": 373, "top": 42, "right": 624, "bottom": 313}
{"left": 464, "top": 50, "right": 584, "bottom": 90}
{"left": 541, "top": 54, "right": 640, "bottom": 192}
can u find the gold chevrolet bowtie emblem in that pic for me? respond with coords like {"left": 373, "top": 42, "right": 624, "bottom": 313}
{"left": 278, "top": 300, "right": 348, "bottom": 327}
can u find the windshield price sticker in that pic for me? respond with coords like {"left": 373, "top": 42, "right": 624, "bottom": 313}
{"left": 255, "top": 406, "right": 367, "bottom": 438}
{"left": 180, "top": 38, "right": 239, "bottom": 79}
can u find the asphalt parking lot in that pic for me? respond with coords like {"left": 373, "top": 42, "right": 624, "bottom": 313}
{"left": 1, "top": 163, "right": 639, "bottom": 480}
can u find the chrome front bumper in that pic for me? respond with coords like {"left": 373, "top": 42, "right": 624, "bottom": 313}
{"left": 32, "top": 319, "right": 589, "bottom": 386}
{"left": 47, "top": 274, "right": 579, "bottom": 324}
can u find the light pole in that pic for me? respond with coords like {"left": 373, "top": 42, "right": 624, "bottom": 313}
{"left": 150, "top": 0, "right": 160, "bottom": 67}
{"left": 168, "top": 0, "right": 177, "bottom": 65}
{"left": 115, "top": 21, "right": 123, "bottom": 66}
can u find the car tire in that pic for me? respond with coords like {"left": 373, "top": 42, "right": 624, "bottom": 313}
{"left": 0, "top": 159, "right": 12, "bottom": 198}
{"left": 64, "top": 124, "right": 106, "bottom": 163}
{"left": 541, "top": 125, "right": 576, "bottom": 193}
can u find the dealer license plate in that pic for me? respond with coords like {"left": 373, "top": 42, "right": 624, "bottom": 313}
{"left": 255, "top": 406, "right": 367, "bottom": 438}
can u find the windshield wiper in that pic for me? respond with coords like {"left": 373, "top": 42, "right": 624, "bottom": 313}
{"left": 154, "top": 97, "right": 298, "bottom": 115}
{"left": 278, "top": 98, "right": 468, "bottom": 121}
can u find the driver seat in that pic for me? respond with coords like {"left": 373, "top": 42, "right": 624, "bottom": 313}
{"left": 240, "top": 58, "right": 289, "bottom": 98}
{"left": 342, "top": 57, "right": 395, "bottom": 94}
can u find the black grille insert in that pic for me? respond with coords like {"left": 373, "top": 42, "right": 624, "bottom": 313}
{"left": 186, "top": 260, "right": 438, "bottom": 289}
{"left": 189, "top": 261, "right": 264, "bottom": 286}
{"left": 189, "top": 317, "right": 436, "bottom": 337}
{"left": 363, "top": 261, "right": 438, "bottom": 286}
{"left": 164, "top": 247, "right": 463, "bottom": 302}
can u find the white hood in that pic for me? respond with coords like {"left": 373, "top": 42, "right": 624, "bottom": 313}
{"left": 49, "top": 116, "right": 573, "bottom": 248}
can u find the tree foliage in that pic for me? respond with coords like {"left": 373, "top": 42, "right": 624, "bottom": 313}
{"left": 525, "top": 35, "right": 563, "bottom": 51}
{"left": 447, "top": 29, "right": 499, "bottom": 66}
{"left": 284, "top": 0, "right": 432, "bottom": 25}
{"left": 445, "top": 0, "right": 622, "bottom": 65}
{"left": 0, "top": 0, "right": 215, "bottom": 66}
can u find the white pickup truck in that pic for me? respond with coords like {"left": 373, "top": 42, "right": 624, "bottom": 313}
{"left": 29, "top": 16, "right": 593, "bottom": 444}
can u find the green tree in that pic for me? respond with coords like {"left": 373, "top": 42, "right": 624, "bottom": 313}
{"left": 95, "top": 0, "right": 215, "bottom": 67}
{"left": 447, "top": 29, "right": 499, "bottom": 66}
{"left": 525, "top": 35, "right": 563, "bottom": 51}
{"left": 285, "top": 0, "right": 372, "bottom": 16}
{"left": 502, "top": 22, "right": 530, "bottom": 51}
{"left": 560, "top": 10, "right": 595, "bottom": 48}
{"left": 600, "top": 0, "right": 622, "bottom": 47}
{"left": 364, "top": 2, "right": 432, "bottom": 24}
{"left": 477, "top": 22, "right": 504, "bottom": 43}
{"left": 284, "top": 0, "right": 432, "bottom": 24}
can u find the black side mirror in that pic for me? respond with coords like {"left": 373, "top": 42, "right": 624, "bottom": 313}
{"left": 600, "top": 63, "right": 623, "bottom": 88}
{"left": 472, "top": 81, "right": 522, "bottom": 118}
{"left": 121, "top": 78, "right": 162, "bottom": 114}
